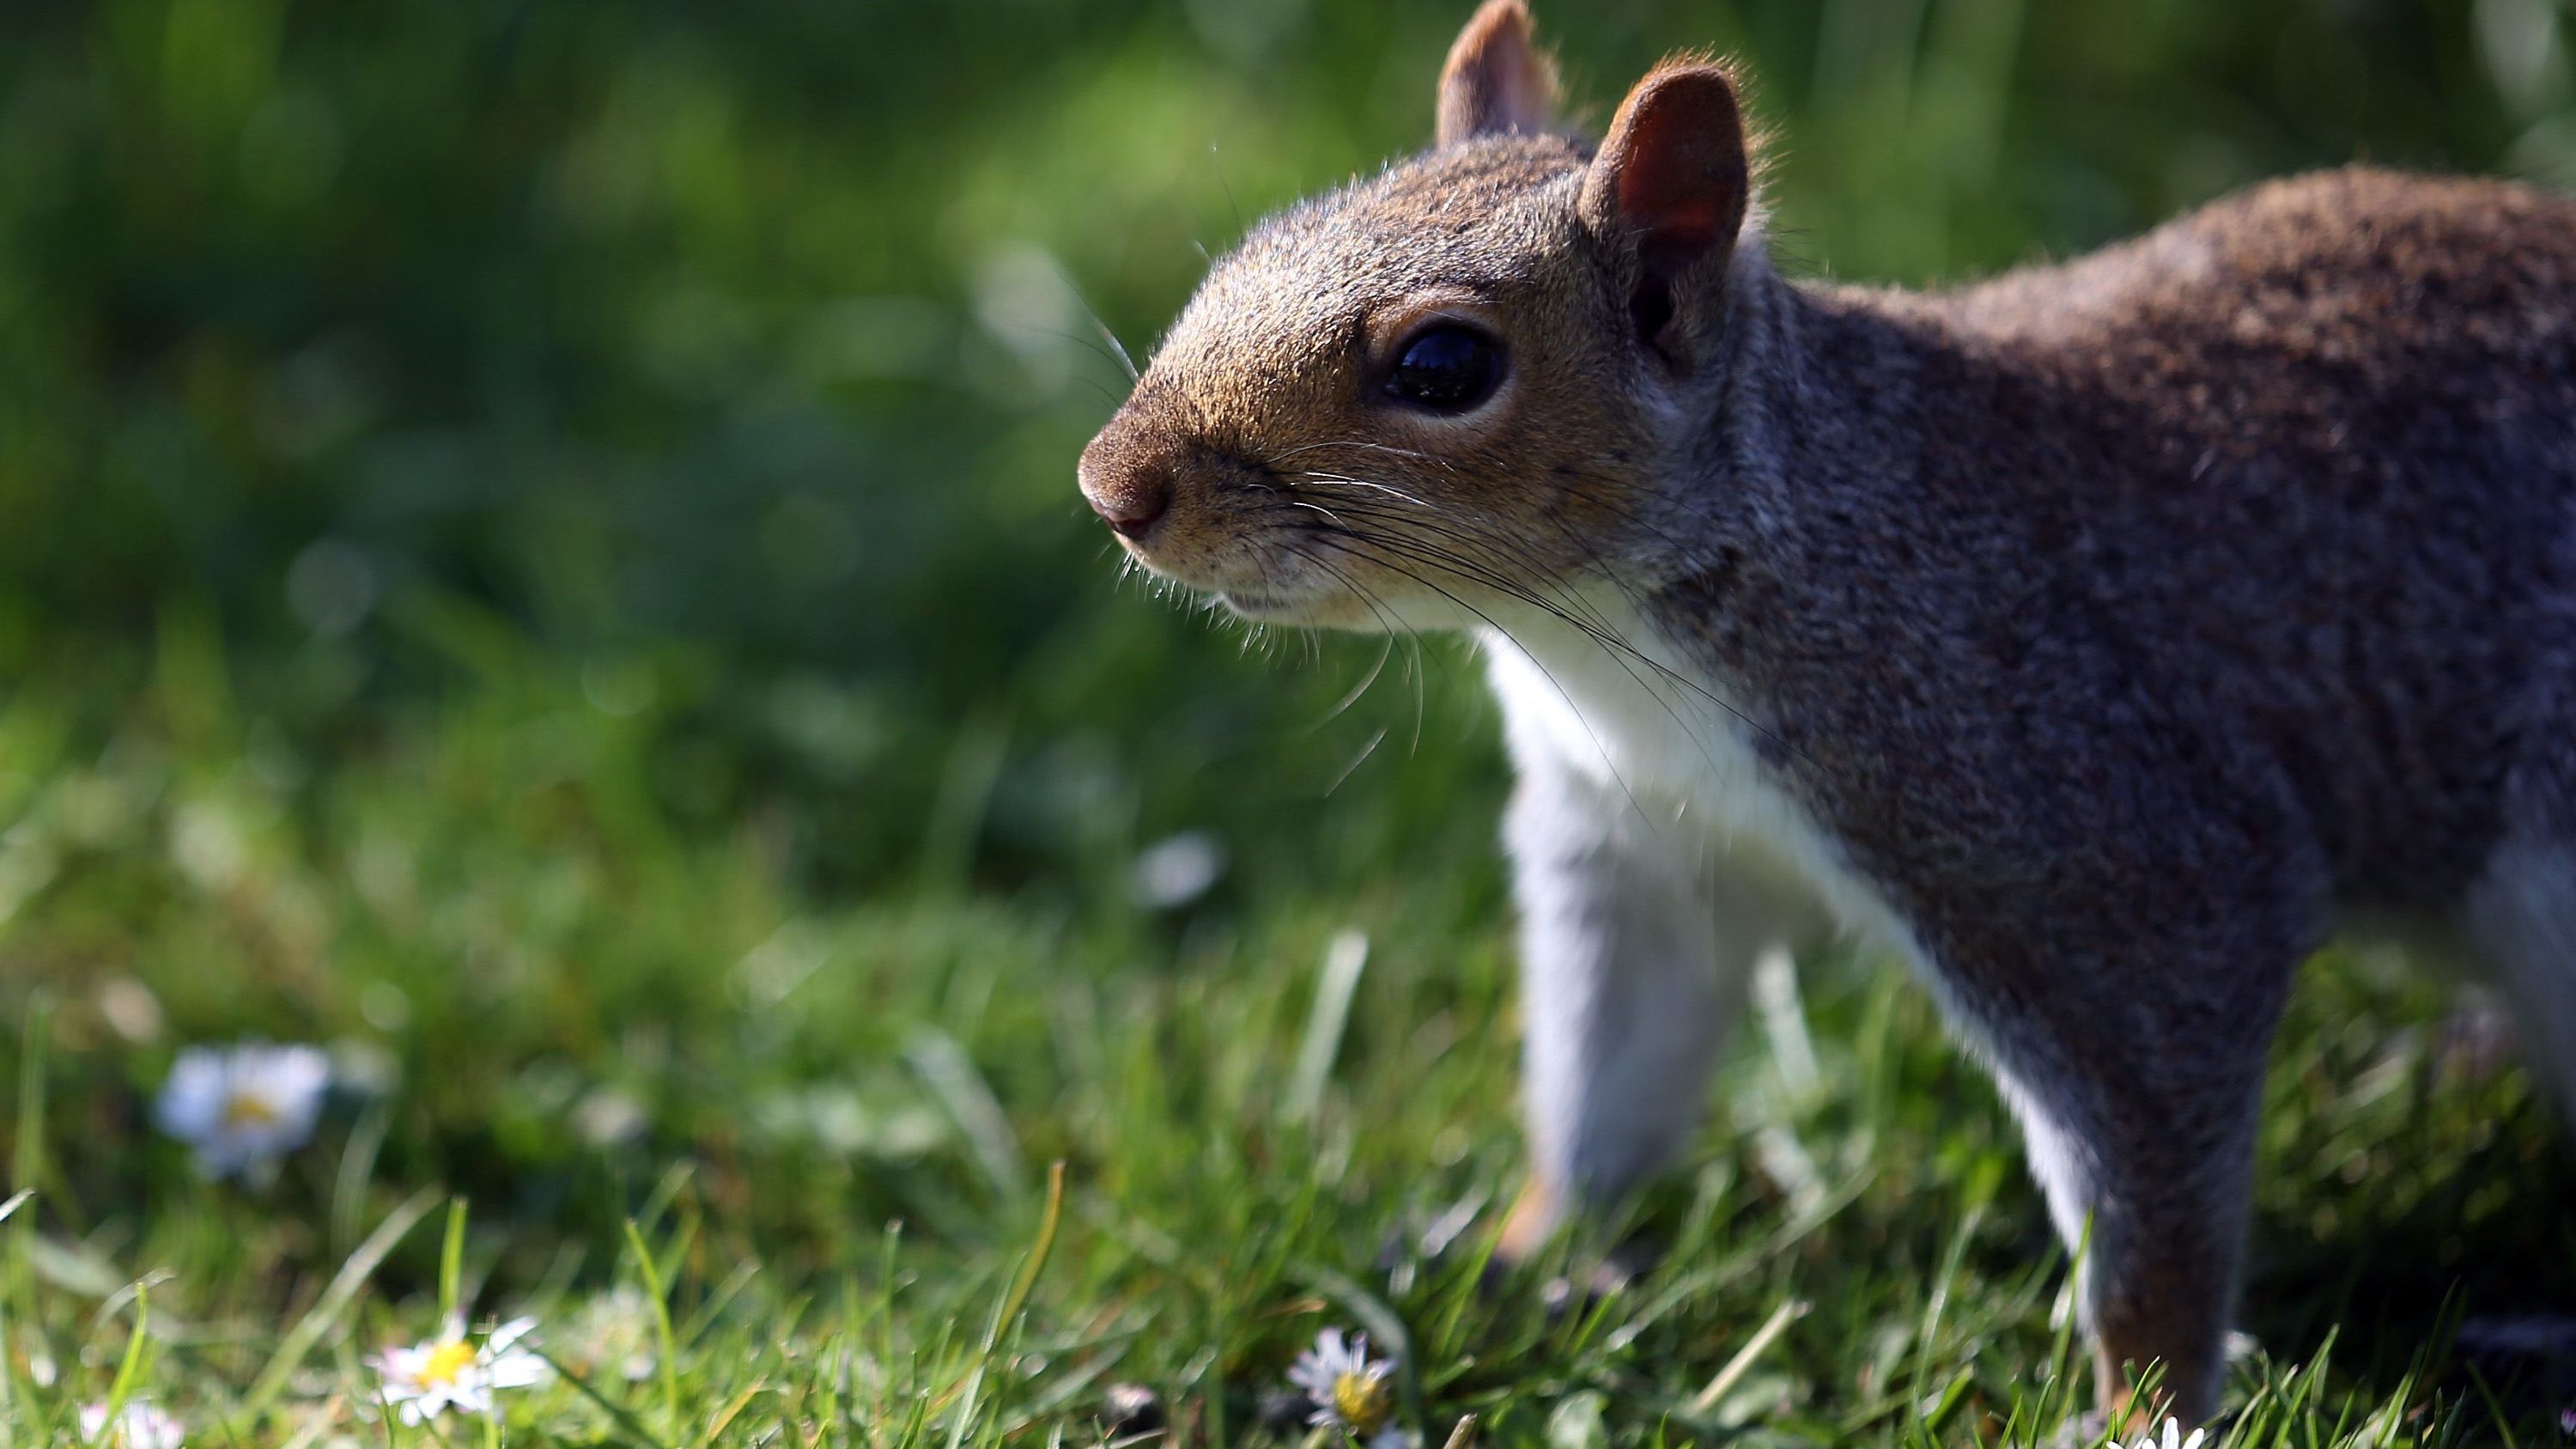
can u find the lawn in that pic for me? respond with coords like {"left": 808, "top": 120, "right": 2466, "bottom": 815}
{"left": 1, "top": 0, "right": 2573, "bottom": 1445}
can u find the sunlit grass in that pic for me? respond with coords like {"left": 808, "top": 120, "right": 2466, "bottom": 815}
{"left": 0, "top": 615, "right": 2569, "bottom": 1446}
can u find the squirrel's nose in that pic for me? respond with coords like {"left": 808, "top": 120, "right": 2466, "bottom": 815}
{"left": 1078, "top": 457, "right": 1173, "bottom": 540}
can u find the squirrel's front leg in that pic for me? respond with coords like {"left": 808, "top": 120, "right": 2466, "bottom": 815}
{"left": 1497, "top": 749, "right": 1800, "bottom": 1262}
{"left": 1965, "top": 925, "right": 2298, "bottom": 1430}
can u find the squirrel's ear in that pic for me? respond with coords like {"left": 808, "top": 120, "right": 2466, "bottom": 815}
{"left": 1581, "top": 63, "right": 1749, "bottom": 360}
{"left": 1437, "top": 0, "right": 1559, "bottom": 148}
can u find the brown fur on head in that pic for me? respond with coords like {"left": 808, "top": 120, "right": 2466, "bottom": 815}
{"left": 1077, "top": 3, "right": 1758, "bottom": 631}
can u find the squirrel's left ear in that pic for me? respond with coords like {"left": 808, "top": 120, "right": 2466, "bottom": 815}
{"left": 1437, "top": 1, "right": 1558, "bottom": 148}
{"left": 1581, "top": 63, "right": 1750, "bottom": 366}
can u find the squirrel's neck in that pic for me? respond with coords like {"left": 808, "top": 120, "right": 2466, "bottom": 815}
{"left": 1711, "top": 253, "right": 1946, "bottom": 516}
{"left": 1640, "top": 248, "right": 1990, "bottom": 682}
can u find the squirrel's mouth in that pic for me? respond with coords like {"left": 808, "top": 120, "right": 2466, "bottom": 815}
{"left": 1131, "top": 538, "right": 1391, "bottom": 631}
{"left": 1214, "top": 588, "right": 1315, "bottom": 619}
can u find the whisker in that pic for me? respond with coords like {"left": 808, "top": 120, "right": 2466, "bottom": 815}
{"left": 1320, "top": 636, "right": 1396, "bottom": 728}
{"left": 1297, "top": 534, "right": 1653, "bottom": 820}
{"left": 1284, "top": 499, "right": 1641, "bottom": 652}
{"left": 1216, "top": 458, "right": 1811, "bottom": 782}
{"left": 1285, "top": 510, "right": 1803, "bottom": 774}
{"left": 1271, "top": 537, "right": 1436, "bottom": 754}
{"left": 1261, "top": 438, "right": 1465, "bottom": 475}
{"left": 1324, "top": 726, "right": 1388, "bottom": 797}
{"left": 1323, "top": 530, "right": 1720, "bottom": 756}
{"left": 1293, "top": 472, "right": 1438, "bottom": 509}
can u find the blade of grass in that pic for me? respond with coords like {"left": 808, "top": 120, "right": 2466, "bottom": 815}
{"left": 93, "top": 1280, "right": 150, "bottom": 1446}
{"left": 4, "top": 994, "right": 52, "bottom": 1449}
{"left": 623, "top": 1218, "right": 686, "bottom": 1437}
{"left": 1686, "top": 1295, "right": 1809, "bottom": 1417}
{"left": 1905, "top": 1163, "right": 1997, "bottom": 1410}
{"left": 238, "top": 1186, "right": 443, "bottom": 1426}
{"left": 331, "top": 1101, "right": 392, "bottom": 1263}
{"left": 274, "top": 1392, "right": 349, "bottom": 1449}
{"left": 438, "top": 1198, "right": 468, "bottom": 1330}
{"left": 2462, "top": 1361, "right": 2520, "bottom": 1449}
{"left": 11, "top": 995, "right": 50, "bottom": 1209}
{"left": 530, "top": 1346, "right": 674, "bottom": 1449}
{"left": 908, "top": 1030, "right": 1028, "bottom": 1202}
{"left": 939, "top": 1162, "right": 1069, "bottom": 1449}
{"left": 677, "top": 1257, "right": 763, "bottom": 1355}
{"left": 1286, "top": 929, "right": 1369, "bottom": 1125}
{"left": 704, "top": 1374, "right": 769, "bottom": 1446}
{"left": 991, "top": 1160, "right": 1066, "bottom": 1349}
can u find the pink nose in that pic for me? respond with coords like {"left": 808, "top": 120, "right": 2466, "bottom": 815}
{"left": 1078, "top": 456, "right": 1173, "bottom": 540}
{"left": 1082, "top": 472, "right": 1175, "bottom": 539}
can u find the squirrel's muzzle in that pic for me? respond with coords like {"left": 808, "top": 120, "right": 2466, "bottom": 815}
{"left": 1078, "top": 410, "right": 1177, "bottom": 542}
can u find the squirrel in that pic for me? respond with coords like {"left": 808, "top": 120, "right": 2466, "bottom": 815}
{"left": 1077, "top": 0, "right": 2576, "bottom": 1428}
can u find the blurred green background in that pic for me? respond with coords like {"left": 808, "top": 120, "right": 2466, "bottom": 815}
{"left": 6, "top": 0, "right": 2569, "bottom": 911}
{"left": 0, "top": 0, "right": 2566, "bottom": 866}
{"left": 2, "top": 0, "right": 2574, "bottom": 1377}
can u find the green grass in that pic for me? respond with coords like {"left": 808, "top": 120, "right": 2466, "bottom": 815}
{"left": 0, "top": 606, "right": 2569, "bottom": 1448}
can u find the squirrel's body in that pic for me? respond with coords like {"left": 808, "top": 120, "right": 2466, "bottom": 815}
{"left": 1516, "top": 165, "right": 2576, "bottom": 906}
{"left": 1771, "top": 169, "right": 2576, "bottom": 911}
{"left": 1079, "top": 5, "right": 2576, "bottom": 1428}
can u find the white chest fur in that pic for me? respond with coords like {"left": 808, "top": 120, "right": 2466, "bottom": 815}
{"left": 1475, "top": 600, "right": 1910, "bottom": 950}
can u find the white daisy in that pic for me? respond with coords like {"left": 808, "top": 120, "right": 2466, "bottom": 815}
{"left": 1130, "top": 831, "right": 1225, "bottom": 910}
{"left": 2125, "top": 1419, "right": 2205, "bottom": 1449}
{"left": 77, "top": 1398, "right": 185, "bottom": 1449}
{"left": 369, "top": 1317, "right": 548, "bottom": 1424}
{"left": 154, "top": 1043, "right": 330, "bottom": 1181}
{"left": 566, "top": 1286, "right": 659, "bottom": 1382}
{"left": 1287, "top": 1327, "right": 1398, "bottom": 1439}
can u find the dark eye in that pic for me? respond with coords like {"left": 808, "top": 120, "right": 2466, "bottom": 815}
{"left": 1384, "top": 325, "right": 1503, "bottom": 412}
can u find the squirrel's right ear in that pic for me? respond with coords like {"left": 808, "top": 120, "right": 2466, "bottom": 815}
{"left": 1437, "top": 1, "right": 1558, "bottom": 148}
{"left": 1580, "top": 63, "right": 1750, "bottom": 368}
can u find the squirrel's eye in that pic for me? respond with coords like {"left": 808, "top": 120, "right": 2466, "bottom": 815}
{"left": 1385, "top": 325, "right": 1502, "bottom": 412}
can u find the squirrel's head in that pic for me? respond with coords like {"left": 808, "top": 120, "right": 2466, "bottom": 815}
{"left": 1078, "top": 0, "right": 1758, "bottom": 630}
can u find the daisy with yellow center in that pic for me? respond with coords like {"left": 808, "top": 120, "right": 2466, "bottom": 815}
{"left": 154, "top": 1043, "right": 330, "bottom": 1182}
{"left": 220, "top": 1093, "right": 282, "bottom": 1128}
{"left": 418, "top": 1337, "right": 479, "bottom": 1385}
{"left": 1287, "top": 1327, "right": 1399, "bottom": 1441}
{"left": 369, "top": 1317, "right": 547, "bottom": 1425}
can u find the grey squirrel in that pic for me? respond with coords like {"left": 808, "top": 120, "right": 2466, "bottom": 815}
{"left": 1077, "top": 0, "right": 2576, "bottom": 1427}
